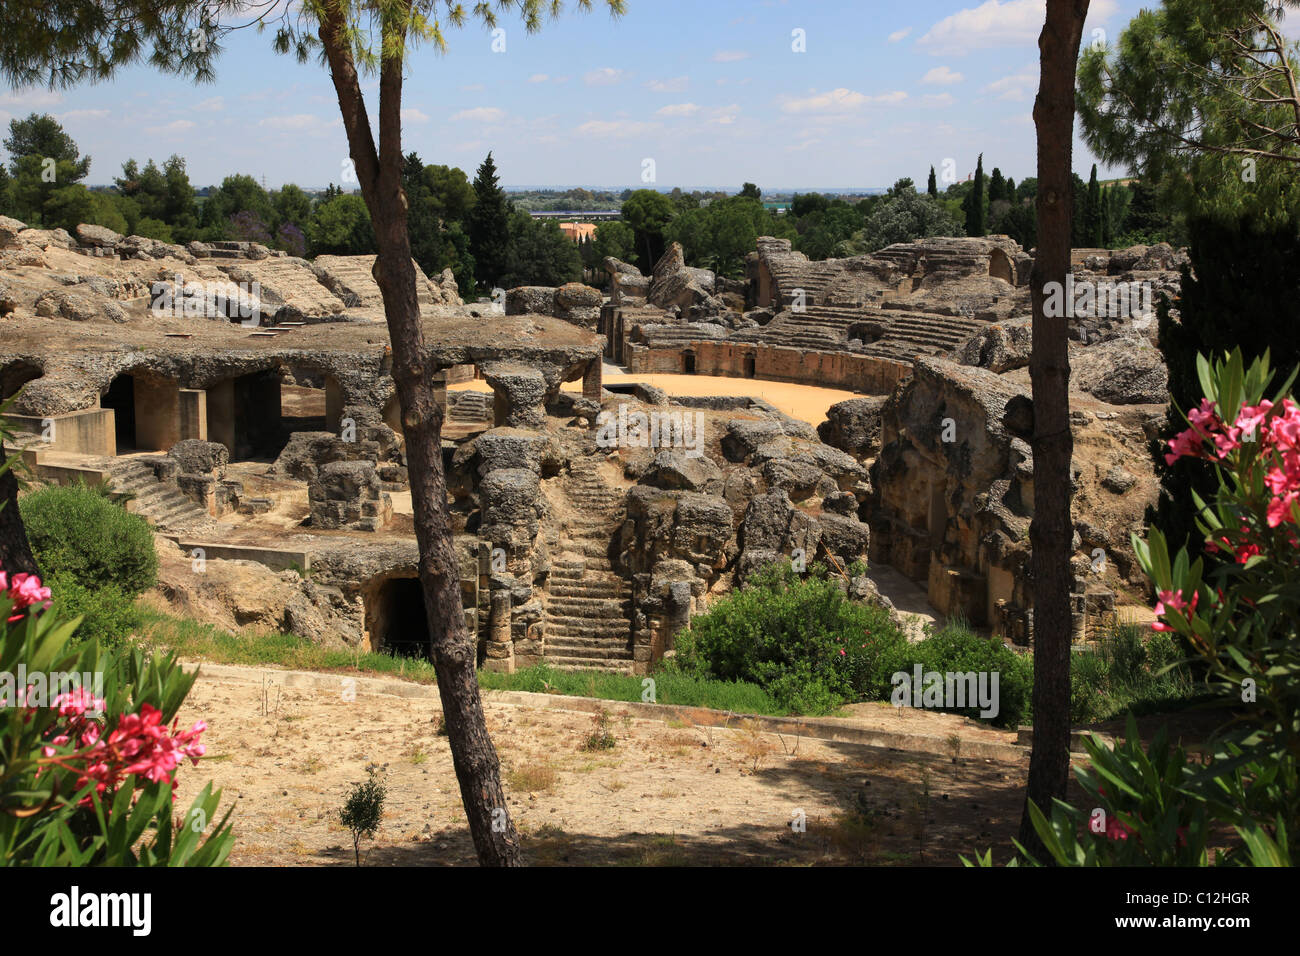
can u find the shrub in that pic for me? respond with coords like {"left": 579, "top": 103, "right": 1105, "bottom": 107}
{"left": 339, "top": 765, "right": 387, "bottom": 866}
{"left": 669, "top": 562, "right": 908, "bottom": 714}
{"left": 891, "top": 624, "right": 1034, "bottom": 728}
{"left": 20, "top": 482, "right": 158, "bottom": 597}
{"left": 0, "top": 565, "right": 234, "bottom": 866}
{"left": 46, "top": 572, "right": 140, "bottom": 648}
{"left": 971, "top": 350, "right": 1300, "bottom": 866}
{"left": 1069, "top": 624, "right": 1198, "bottom": 725}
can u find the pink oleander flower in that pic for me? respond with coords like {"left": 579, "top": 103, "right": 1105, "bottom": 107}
{"left": 4, "top": 569, "right": 52, "bottom": 622}
{"left": 1153, "top": 589, "right": 1198, "bottom": 632}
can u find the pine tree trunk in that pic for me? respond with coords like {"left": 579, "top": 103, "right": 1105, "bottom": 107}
{"left": 318, "top": 7, "right": 522, "bottom": 867}
{"left": 0, "top": 444, "right": 38, "bottom": 575}
{"left": 1019, "top": 0, "right": 1089, "bottom": 861}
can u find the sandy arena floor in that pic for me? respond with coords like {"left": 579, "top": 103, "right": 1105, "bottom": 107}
{"left": 449, "top": 371, "right": 862, "bottom": 428}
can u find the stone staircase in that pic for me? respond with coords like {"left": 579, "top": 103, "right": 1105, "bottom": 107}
{"left": 448, "top": 390, "right": 493, "bottom": 423}
{"left": 870, "top": 310, "right": 988, "bottom": 353}
{"left": 107, "top": 458, "right": 214, "bottom": 532}
{"left": 545, "top": 459, "right": 635, "bottom": 673}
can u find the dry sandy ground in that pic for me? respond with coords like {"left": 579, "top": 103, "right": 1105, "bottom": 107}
{"left": 171, "top": 664, "right": 1034, "bottom": 867}
{"left": 450, "top": 372, "right": 861, "bottom": 428}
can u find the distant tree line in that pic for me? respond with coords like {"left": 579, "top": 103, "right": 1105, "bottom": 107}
{"left": 0, "top": 114, "right": 591, "bottom": 299}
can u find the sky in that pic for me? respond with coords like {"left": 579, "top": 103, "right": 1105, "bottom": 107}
{"left": 0, "top": 0, "right": 1291, "bottom": 192}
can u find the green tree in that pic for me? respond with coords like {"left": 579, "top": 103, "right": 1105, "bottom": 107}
{"left": 988, "top": 166, "right": 1008, "bottom": 204}
{"left": 963, "top": 153, "right": 986, "bottom": 237}
{"left": 1077, "top": 0, "right": 1300, "bottom": 226}
{"left": 739, "top": 181, "right": 761, "bottom": 200}
{"left": 273, "top": 183, "right": 313, "bottom": 233}
{"left": 308, "top": 192, "right": 375, "bottom": 255}
{"left": 620, "top": 188, "right": 676, "bottom": 270}
{"left": 927, "top": 166, "right": 938, "bottom": 198}
{"left": 501, "top": 209, "right": 581, "bottom": 286}
{"left": 841, "top": 180, "right": 963, "bottom": 254}
{"left": 0, "top": 0, "right": 626, "bottom": 872}
{"left": 1085, "top": 163, "right": 1102, "bottom": 246}
{"left": 3, "top": 113, "right": 91, "bottom": 225}
{"left": 200, "top": 173, "right": 275, "bottom": 237}
{"left": 590, "top": 219, "right": 635, "bottom": 264}
{"left": 467, "top": 151, "right": 511, "bottom": 291}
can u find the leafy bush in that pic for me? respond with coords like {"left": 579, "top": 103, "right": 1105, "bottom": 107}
{"left": 0, "top": 567, "right": 233, "bottom": 865}
{"left": 46, "top": 572, "right": 140, "bottom": 648}
{"left": 972, "top": 350, "right": 1300, "bottom": 866}
{"left": 339, "top": 765, "right": 387, "bottom": 866}
{"left": 20, "top": 482, "right": 157, "bottom": 597}
{"left": 669, "top": 562, "right": 908, "bottom": 714}
{"left": 892, "top": 623, "right": 1034, "bottom": 728}
{"left": 1069, "top": 624, "right": 1198, "bottom": 725}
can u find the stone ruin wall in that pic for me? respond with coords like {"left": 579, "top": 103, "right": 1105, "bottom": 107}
{"left": 0, "top": 215, "right": 1188, "bottom": 668}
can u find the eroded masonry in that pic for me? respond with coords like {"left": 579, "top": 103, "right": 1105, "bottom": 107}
{"left": 0, "top": 215, "right": 1186, "bottom": 672}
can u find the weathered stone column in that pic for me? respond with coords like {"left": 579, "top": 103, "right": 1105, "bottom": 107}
{"left": 482, "top": 588, "right": 515, "bottom": 673}
{"left": 582, "top": 359, "right": 602, "bottom": 403}
{"left": 179, "top": 389, "right": 208, "bottom": 441}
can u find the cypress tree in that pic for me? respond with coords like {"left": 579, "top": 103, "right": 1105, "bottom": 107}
{"left": 467, "top": 151, "right": 511, "bottom": 292}
{"left": 927, "top": 166, "right": 938, "bottom": 198}
{"left": 1086, "top": 164, "right": 1102, "bottom": 246}
{"left": 963, "top": 154, "right": 986, "bottom": 237}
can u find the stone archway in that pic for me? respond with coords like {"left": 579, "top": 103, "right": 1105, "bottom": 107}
{"left": 362, "top": 573, "right": 431, "bottom": 659}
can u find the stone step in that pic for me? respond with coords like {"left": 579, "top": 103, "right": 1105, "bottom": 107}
{"left": 547, "top": 660, "right": 635, "bottom": 674}
{"left": 546, "top": 639, "right": 633, "bottom": 658}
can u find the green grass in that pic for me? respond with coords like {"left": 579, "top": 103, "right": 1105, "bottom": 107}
{"left": 137, "top": 609, "right": 781, "bottom": 715}
{"left": 479, "top": 663, "right": 782, "bottom": 715}
{"left": 137, "top": 608, "right": 439, "bottom": 683}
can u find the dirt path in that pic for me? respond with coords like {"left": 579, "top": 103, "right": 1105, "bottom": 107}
{"left": 172, "top": 662, "right": 1034, "bottom": 866}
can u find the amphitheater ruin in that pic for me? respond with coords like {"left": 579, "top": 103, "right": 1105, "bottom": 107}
{"left": 0, "top": 215, "right": 1185, "bottom": 673}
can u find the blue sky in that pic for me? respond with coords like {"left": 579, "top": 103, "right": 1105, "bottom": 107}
{"left": 0, "top": 0, "right": 1275, "bottom": 192}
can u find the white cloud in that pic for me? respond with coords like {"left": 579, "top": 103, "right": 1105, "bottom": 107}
{"left": 401, "top": 108, "right": 429, "bottom": 123}
{"left": 656, "top": 102, "right": 700, "bottom": 117}
{"left": 647, "top": 76, "right": 689, "bottom": 93}
{"left": 147, "top": 119, "right": 197, "bottom": 134}
{"left": 583, "top": 67, "right": 627, "bottom": 86}
{"left": 528, "top": 73, "right": 549, "bottom": 84}
{"left": 256, "top": 114, "right": 327, "bottom": 131}
{"left": 191, "top": 97, "right": 224, "bottom": 113}
{"left": 919, "top": 0, "right": 1118, "bottom": 55}
{"left": 712, "top": 50, "right": 751, "bottom": 62}
{"left": 779, "top": 88, "right": 907, "bottom": 113}
{"left": 0, "top": 90, "right": 62, "bottom": 108}
{"left": 710, "top": 104, "right": 741, "bottom": 125}
{"left": 888, "top": 27, "right": 912, "bottom": 43}
{"left": 58, "top": 109, "right": 111, "bottom": 122}
{"left": 921, "top": 66, "right": 964, "bottom": 86}
{"left": 574, "top": 119, "right": 662, "bottom": 138}
{"left": 984, "top": 69, "right": 1037, "bottom": 102}
{"left": 451, "top": 107, "right": 505, "bottom": 122}
{"left": 921, "top": 93, "right": 956, "bottom": 108}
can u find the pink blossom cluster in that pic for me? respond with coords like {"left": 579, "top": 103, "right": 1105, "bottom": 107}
{"left": 0, "top": 569, "right": 52, "bottom": 622}
{"left": 40, "top": 691, "right": 207, "bottom": 804}
{"left": 1166, "top": 396, "right": 1300, "bottom": 528}
{"left": 1152, "top": 589, "right": 1199, "bottom": 634}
